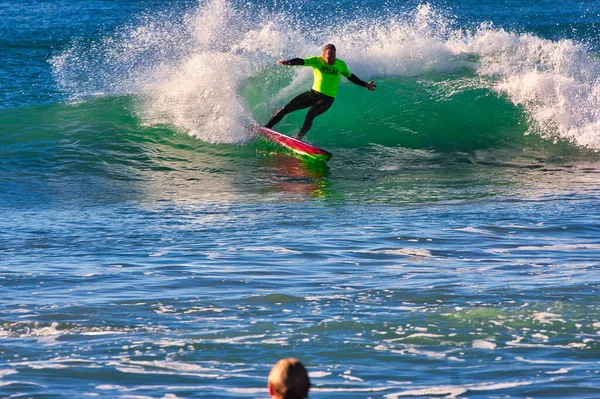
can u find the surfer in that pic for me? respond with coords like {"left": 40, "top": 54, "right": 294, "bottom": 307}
{"left": 268, "top": 358, "right": 310, "bottom": 399}
{"left": 264, "top": 44, "right": 376, "bottom": 140}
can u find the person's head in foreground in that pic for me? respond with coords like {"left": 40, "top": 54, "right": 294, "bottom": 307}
{"left": 268, "top": 358, "right": 310, "bottom": 399}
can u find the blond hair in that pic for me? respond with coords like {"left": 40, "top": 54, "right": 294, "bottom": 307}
{"left": 322, "top": 43, "right": 336, "bottom": 52}
{"left": 268, "top": 358, "right": 310, "bottom": 399}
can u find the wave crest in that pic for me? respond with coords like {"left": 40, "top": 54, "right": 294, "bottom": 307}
{"left": 51, "top": 0, "right": 600, "bottom": 149}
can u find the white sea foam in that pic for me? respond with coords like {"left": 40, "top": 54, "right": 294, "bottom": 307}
{"left": 210, "top": 334, "right": 266, "bottom": 344}
{"left": 96, "top": 385, "right": 128, "bottom": 391}
{"left": 383, "top": 248, "right": 435, "bottom": 257}
{"left": 532, "top": 333, "right": 550, "bottom": 341}
{"left": 0, "top": 369, "right": 17, "bottom": 378}
{"left": 155, "top": 339, "right": 187, "bottom": 348}
{"left": 472, "top": 339, "right": 497, "bottom": 349}
{"left": 351, "top": 248, "right": 434, "bottom": 258}
{"left": 404, "top": 347, "right": 448, "bottom": 360}
{"left": 235, "top": 246, "right": 301, "bottom": 254}
{"left": 532, "top": 312, "right": 566, "bottom": 324}
{"left": 183, "top": 307, "right": 228, "bottom": 314}
{"left": 546, "top": 368, "right": 570, "bottom": 374}
{"left": 385, "top": 386, "right": 467, "bottom": 398}
{"left": 312, "top": 387, "right": 390, "bottom": 393}
{"left": 128, "top": 360, "right": 223, "bottom": 374}
{"left": 10, "top": 308, "right": 31, "bottom": 314}
{"left": 404, "top": 333, "right": 444, "bottom": 339}
{"left": 342, "top": 374, "right": 364, "bottom": 382}
{"left": 138, "top": 50, "right": 255, "bottom": 143}
{"left": 385, "top": 379, "right": 533, "bottom": 398}
{"left": 309, "top": 371, "right": 332, "bottom": 378}
{"left": 454, "top": 226, "right": 493, "bottom": 235}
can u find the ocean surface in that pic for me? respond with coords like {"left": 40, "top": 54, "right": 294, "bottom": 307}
{"left": 2, "top": 0, "right": 600, "bottom": 398}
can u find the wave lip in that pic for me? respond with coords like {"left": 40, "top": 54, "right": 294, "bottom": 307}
{"left": 464, "top": 26, "right": 600, "bottom": 149}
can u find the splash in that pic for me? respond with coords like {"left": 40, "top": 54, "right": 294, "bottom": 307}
{"left": 459, "top": 25, "right": 600, "bottom": 148}
{"left": 51, "top": 0, "right": 600, "bottom": 149}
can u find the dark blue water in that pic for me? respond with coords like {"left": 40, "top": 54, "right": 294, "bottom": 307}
{"left": 2, "top": 1, "right": 600, "bottom": 398}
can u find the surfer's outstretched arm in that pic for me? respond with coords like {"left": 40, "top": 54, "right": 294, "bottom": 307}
{"left": 347, "top": 74, "right": 377, "bottom": 91}
{"left": 279, "top": 58, "right": 305, "bottom": 66}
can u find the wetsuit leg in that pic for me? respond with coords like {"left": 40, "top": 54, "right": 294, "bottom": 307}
{"left": 265, "top": 91, "right": 315, "bottom": 129}
{"left": 296, "top": 94, "right": 334, "bottom": 140}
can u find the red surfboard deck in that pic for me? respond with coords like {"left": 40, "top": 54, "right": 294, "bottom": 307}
{"left": 253, "top": 126, "right": 332, "bottom": 162}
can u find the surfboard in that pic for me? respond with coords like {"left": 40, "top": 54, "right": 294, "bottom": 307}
{"left": 253, "top": 126, "right": 332, "bottom": 162}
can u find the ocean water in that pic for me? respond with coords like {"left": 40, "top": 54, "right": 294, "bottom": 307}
{"left": 2, "top": 0, "right": 600, "bottom": 398}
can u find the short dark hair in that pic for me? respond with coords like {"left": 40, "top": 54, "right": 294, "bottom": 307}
{"left": 322, "top": 43, "right": 336, "bottom": 52}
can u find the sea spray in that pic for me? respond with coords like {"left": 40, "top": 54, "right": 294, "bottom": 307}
{"left": 457, "top": 24, "right": 600, "bottom": 148}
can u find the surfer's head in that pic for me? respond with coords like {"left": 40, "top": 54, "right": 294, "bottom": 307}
{"left": 322, "top": 43, "right": 336, "bottom": 65}
{"left": 268, "top": 358, "right": 310, "bottom": 399}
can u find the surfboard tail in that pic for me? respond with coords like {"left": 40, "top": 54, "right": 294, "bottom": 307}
{"left": 253, "top": 126, "right": 332, "bottom": 162}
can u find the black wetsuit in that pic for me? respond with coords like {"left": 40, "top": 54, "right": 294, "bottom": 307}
{"left": 265, "top": 58, "right": 368, "bottom": 140}
{"left": 265, "top": 89, "right": 335, "bottom": 139}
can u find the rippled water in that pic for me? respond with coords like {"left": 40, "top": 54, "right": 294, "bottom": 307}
{"left": 3, "top": 156, "right": 600, "bottom": 397}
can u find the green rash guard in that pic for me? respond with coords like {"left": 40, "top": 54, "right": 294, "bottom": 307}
{"left": 303, "top": 56, "right": 352, "bottom": 98}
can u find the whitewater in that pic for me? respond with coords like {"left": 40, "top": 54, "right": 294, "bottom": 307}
{"left": 50, "top": 0, "right": 600, "bottom": 149}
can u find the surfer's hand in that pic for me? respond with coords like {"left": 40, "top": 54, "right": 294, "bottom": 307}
{"left": 366, "top": 81, "right": 377, "bottom": 91}
{"left": 279, "top": 60, "right": 290, "bottom": 65}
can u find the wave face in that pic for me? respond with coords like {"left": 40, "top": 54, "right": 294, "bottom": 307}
{"left": 48, "top": 0, "right": 600, "bottom": 151}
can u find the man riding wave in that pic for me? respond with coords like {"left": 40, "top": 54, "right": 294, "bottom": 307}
{"left": 264, "top": 44, "right": 376, "bottom": 140}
